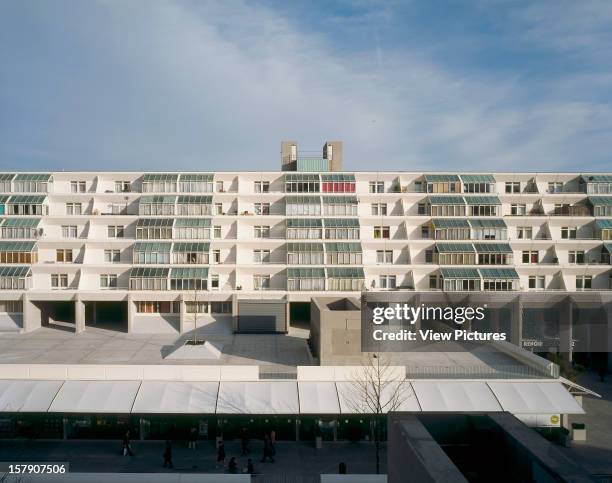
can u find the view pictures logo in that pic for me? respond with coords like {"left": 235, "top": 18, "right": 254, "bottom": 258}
{"left": 371, "top": 303, "right": 487, "bottom": 326}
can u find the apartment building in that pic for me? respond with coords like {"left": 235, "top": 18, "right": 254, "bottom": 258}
{"left": 0, "top": 141, "right": 610, "bottom": 336}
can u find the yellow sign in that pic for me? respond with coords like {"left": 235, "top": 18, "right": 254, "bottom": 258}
{"left": 550, "top": 415, "right": 560, "bottom": 425}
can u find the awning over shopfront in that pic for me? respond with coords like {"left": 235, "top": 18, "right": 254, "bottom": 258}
{"left": 217, "top": 381, "right": 299, "bottom": 414}
{"left": 132, "top": 381, "right": 219, "bottom": 414}
{"left": 412, "top": 381, "right": 501, "bottom": 412}
{"left": 0, "top": 380, "right": 63, "bottom": 412}
{"left": 49, "top": 381, "right": 141, "bottom": 413}
{"left": 488, "top": 382, "right": 584, "bottom": 414}
{"left": 336, "top": 381, "right": 420, "bottom": 414}
{"left": 298, "top": 382, "right": 340, "bottom": 414}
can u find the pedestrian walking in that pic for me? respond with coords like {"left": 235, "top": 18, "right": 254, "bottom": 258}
{"left": 260, "top": 433, "right": 275, "bottom": 463}
{"left": 217, "top": 440, "right": 226, "bottom": 465}
{"left": 246, "top": 458, "right": 255, "bottom": 474}
{"left": 240, "top": 427, "right": 250, "bottom": 455}
{"left": 163, "top": 440, "right": 174, "bottom": 469}
{"left": 339, "top": 462, "right": 347, "bottom": 474}
{"left": 228, "top": 456, "right": 238, "bottom": 473}
{"left": 121, "top": 430, "right": 134, "bottom": 456}
{"left": 188, "top": 427, "right": 197, "bottom": 449}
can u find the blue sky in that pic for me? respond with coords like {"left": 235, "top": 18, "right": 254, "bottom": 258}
{"left": 1, "top": 0, "right": 611, "bottom": 171}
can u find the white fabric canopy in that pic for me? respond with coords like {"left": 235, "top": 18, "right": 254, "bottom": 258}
{"left": 217, "top": 381, "right": 298, "bottom": 414}
{"left": 0, "top": 380, "right": 63, "bottom": 412}
{"left": 49, "top": 381, "right": 141, "bottom": 413}
{"left": 412, "top": 381, "right": 502, "bottom": 412}
{"left": 298, "top": 382, "right": 340, "bottom": 414}
{"left": 487, "top": 382, "right": 584, "bottom": 414}
{"left": 132, "top": 381, "right": 219, "bottom": 414}
{"left": 336, "top": 381, "right": 420, "bottom": 414}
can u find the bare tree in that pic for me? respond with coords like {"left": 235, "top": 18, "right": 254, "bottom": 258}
{"left": 343, "top": 353, "right": 408, "bottom": 474}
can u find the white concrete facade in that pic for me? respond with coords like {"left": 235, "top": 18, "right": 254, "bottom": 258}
{"left": 0, "top": 169, "right": 611, "bottom": 333}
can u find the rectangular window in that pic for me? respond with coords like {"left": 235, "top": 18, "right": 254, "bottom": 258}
{"left": 505, "top": 182, "right": 521, "bottom": 193}
{"left": 511, "top": 204, "right": 526, "bottom": 215}
{"left": 254, "top": 181, "right": 270, "bottom": 193}
{"left": 376, "top": 250, "right": 393, "bottom": 264}
{"left": 213, "top": 226, "right": 222, "bottom": 239}
{"left": 70, "top": 181, "right": 86, "bottom": 193}
{"left": 568, "top": 250, "right": 585, "bottom": 264}
{"left": 107, "top": 225, "right": 124, "bottom": 238}
{"left": 373, "top": 226, "right": 390, "bottom": 239}
{"left": 254, "top": 226, "right": 270, "bottom": 238}
{"left": 56, "top": 249, "right": 73, "bottom": 263}
{"left": 211, "top": 275, "right": 219, "bottom": 290}
{"left": 528, "top": 275, "right": 545, "bottom": 289}
{"left": 255, "top": 203, "right": 270, "bottom": 215}
{"left": 215, "top": 203, "right": 223, "bottom": 215}
{"left": 66, "top": 203, "right": 82, "bottom": 215}
{"left": 369, "top": 181, "right": 384, "bottom": 193}
{"left": 429, "top": 275, "right": 438, "bottom": 289}
{"left": 62, "top": 225, "right": 78, "bottom": 238}
{"left": 100, "top": 274, "right": 118, "bottom": 288}
{"left": 254, "top": 249, "right": 270, "bottom": 263}
{"left": 51, "top": 274, "right": 68, "bottom": 288}
{"left": 522, "top": 250, "right": 539, "bottom": 264}
{"left": 253, "top": 274, "right": 270, "bottom": 290}
{"left": 421, "top": 225, "right": 430, "bottom": 239}
{"left": 212, "top": 249, "right": 221, "bottom": 264}
{"left": 371, "top": 203, "right": 387, "bottom": 216}
{"left": 576, "top": 275, "right": 592, "bottom": 290}
{"left": 379, "top": 275, "right": 396, "bottom": 289}
{"left": 104, "top": 249, "right": 121, "bottom": 263}
{"left": 115, "top": 181, "right": 131, "bottom": 193}
{"left": 548, "top": 182, "right": 563, "bottom": 193}
{"left": 216, "top": 180, "right": 224, "bottom": 192}
{"left": 517, "top": 226, "right": 532, "bottom": 239}
{"left": 561, "top": 227, "right": 577, "bottom": 239}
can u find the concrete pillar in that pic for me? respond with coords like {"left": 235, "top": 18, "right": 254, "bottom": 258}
{"left": 92, "top": 301, "right": 97, "bottom": 324}
{"left": 75, "top": 298, "right": 85, "bottom": 334}
{"left": 285, "top": 299, "right": 290, "bottom": 333}
{"left": 179, "top": 297, "right": 187, "bottom": 334}
{"left": 231, "top": 294, "right": 239, "bottom": 333}
{"left": 510, "top": 294, "right": 522, "bottom": 347}
{"left": 127, "top": 294, "right": 135, "bottom": 333}
{"left": 559, "top": 296, "right": 573, "bottom": 363}
{"left": 22, "top": 293, "right": 41, "bottom": 333}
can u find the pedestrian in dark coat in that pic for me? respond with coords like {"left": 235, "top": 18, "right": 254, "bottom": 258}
{"left": 121, "top": 430, "right": 134, "bottom": 456}
{"left": 163, "top": 440, "right": 174, "bottom": 468}
{"left": 217, "top": 441, "right": 226, "bottom": 464}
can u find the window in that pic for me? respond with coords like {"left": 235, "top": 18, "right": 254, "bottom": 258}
{"left": 576, "top": 275, "right": 592, "bottom": 290}
{"left": 254, "top": 249, "right": 270, "bottom": 263}
{"left": 213, "top": 249, "right": 221, "bottom": 264}
{"left": 522, "top": 251, "right": 539, "bottom": 264}
{"left": 211, "top": 274, "right": 219, "bottom": 290}
{"left": 561, "top": 227, "right": 577, "bottom": 239}
{"left": 369, "top": 181, "right": 384, "bottom": 193}
{"left": 216, "top": 180, "right": 224, "bottom": 192}
{"left": 379, "top": 275, "right": 396, "bottom": 289}
{"left": 253, "top": 274, "right": 270, "bottom": 290}
{"left": 528, "top": 275, "right": 545, "bottom": 289}
{"left": 104, "top": 249, "right": 120, "bottom": 263}
{"left": 505, "top": 182, "right": 521, "bottom": 193}
{"left": 70, "top": 181, "right": 86, "bottom": 193}
{"left": 51, "top": 274, "right": 68, "bottom": 289}
{"left": 213, "top": 226, "right": 222, "bottom": 239}
{"left": 417, "top": 203, "right": 427, "bottom": 215}
{"left": 136, "top": 301, "right": 175, "bottom": 313}
{"left": 211, "top": 301, "right": 231, "bottom": 313}
{"left": 548, "top": 182, "right": 563, "bottom": 193}
{"left": 425, "top": 249, "right": 434, "bottom": 263}
{"left": 372, "top": 203, "right": 387, "bottom": 216}
{"left": 568, "top": 250, "right": 585, "bottom": 264}
{"left": 254, "top": 181, "right": 270, "bottom": 193}
{"left": 517, "top": 226, "right": 533, "bottom": 239}
{"left": 107, "top": 225, "right": 124, "bottom": 238}
{"left": 255, "top": 203, "right": 270, "bottom": 215}
{"left": 115, "top": 181, "right": 131, "bottom": 193}
{"left": 62, "top": 225, "right": 78, "bottom": 238}
{"left": 0, "top": 301, "right": 23, "bottom": 313}
{"left": 429, "top": 275, "right": 438, "bottom": 289}
{"left": 186, "top": 301, "right": 209, "bottom": 314}
{"left": 56, "top": 249, "right": 73, "bottom": 263}
{"left": 254, "top": 225, "right": 270, "bottom": 238}
{"left": 215, "top": 203, "right": 223, "bottom": 215}
{"left": 65, "top": 203, "right": 82, "bottom": 215}
{"left": 376, "top": 250, "right": 393, "bottom": 264}
{"left": 373, "top": 226, "right": 390, "bottom": 239}
{"left": 100, "top": 274, "right": 118, "bottom": 288}
{"left": 421, "top": 225, "right": 430, "bottom": 239}
{"left": 510, "top": 204, "right": 526, "bottom": 215}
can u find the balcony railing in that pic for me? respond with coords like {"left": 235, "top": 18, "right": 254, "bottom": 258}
{"left": 550, "top": 206, "right": 592, "bottom": 216}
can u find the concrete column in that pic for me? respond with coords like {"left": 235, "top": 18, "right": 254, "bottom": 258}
{"left": 22, "top": 293, "right": 41, "bottom": 333}
{"left": 179, "top": 297, "right": 187, "bottom": 334}
{"left": 75, "top": 298, "right": 85, "bottom": 334}
{"left": 92, "top": 301, "right": 97, "bottom": 324}
{"left": 559, "top": 296, "right": 573, "bottom": 363}
{"left": 231, "top": 293, "right": 239, "bottom": 333}
{"left": 510, "top": 294, "right": 522, "bottom": 347}
{"left": 127, "top": 294, "right": 135, "bottom": 333}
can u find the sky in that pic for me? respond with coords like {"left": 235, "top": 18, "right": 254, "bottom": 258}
{"left": 0, "top": 0, "right": 611, "bottom": 172}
